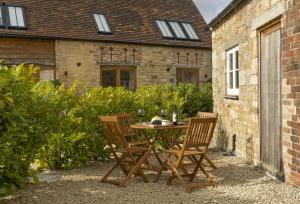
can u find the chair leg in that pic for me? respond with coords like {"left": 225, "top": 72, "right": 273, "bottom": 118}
{"left": 119, "top": 150, "right": 151, "bottom": 187}
{"left": 101, "top": 153, "right": 127, "bottom": 183}
{"left": 189, "top": 155, "right": 204, "bottom": 182}
{"left": 166, "top": 158, "right": 192, "bottom": 193}
{"left": 204, "top": 155, "right": 217, "bottom": 169}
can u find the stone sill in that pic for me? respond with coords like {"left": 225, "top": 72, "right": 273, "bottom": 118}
{"left": 224, "top": 95, "right": 239, "bottom": 100}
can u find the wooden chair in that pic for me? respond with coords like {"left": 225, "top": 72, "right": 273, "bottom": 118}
{"left": 100, "top": 116, "right": 150, "bottom": 187}
{"left": 115, "top": 113, "right": 146, "bottom": 147}
{"left": 197, "top": 112, "right": 219, "bottom": 169}
{"left": 159, "top": 117, "right": 218, "bottom": 193}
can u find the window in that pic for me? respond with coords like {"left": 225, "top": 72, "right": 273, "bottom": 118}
{"left": 168, "top": 21, "right": 187, "bottom": 39}
{"left": 101, "top": 68, "right": 136, "bottom": 90}
{"left": 226, "top": 46, "right": 239, "bottom": 95}
{"left": 93, "top": 13, "right": 111, "bottom": 33}
{"left": 8, "top": 6, "right": 25, "bottom": 27}
{"left": 0, "top": 6, "right": 3, "bottom": 26}
{"left": 0, "top": 4, "right": 26, "bottom": 28}
{"left": 39, "top": 69, "right": 55, "bottom": 81}
{"left": 176, "top": 68, "right": 199, "bottom": 86}
{"left": 181, "top": 23, "right": 199, "bottom": 40}
{"left": 155, "top": 20, "right": 174, "bottom": 38}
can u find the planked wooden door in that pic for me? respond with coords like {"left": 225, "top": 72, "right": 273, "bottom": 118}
{"left": 260, "top": 22, "right": 283, "bottom": 179}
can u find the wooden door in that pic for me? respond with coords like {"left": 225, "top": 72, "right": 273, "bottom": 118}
{"left": 260, "top": 22, "right": 283, "bottom": 178}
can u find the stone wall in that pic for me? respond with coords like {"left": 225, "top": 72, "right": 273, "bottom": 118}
{"left": 282, "top": 0, "right": 300, "bottom": 187}
{"left": 55, "top": 40, "right": 212, "bottom": 88}
{"left": 212, "top": 0, "right": 285, "bottom": 164}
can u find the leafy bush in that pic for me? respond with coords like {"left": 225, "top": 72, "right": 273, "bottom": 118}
{"left": 0, "top": 63, "right": 213, "bottom": 196}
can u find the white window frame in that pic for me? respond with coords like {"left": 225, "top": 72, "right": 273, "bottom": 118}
{"left": 226, "top": 46, "right": 239, "bottom": 96}
{"left": 0, "top": 5, "right": 3, "bottom": 26}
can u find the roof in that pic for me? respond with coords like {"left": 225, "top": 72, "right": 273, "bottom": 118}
{"left": 209, "top": 0, "right": 243, "bottom": 28}
{"left": 0, "top": 0, "right": 211, "bottom": 49}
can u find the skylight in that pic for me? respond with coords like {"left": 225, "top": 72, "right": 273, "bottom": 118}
{"left": 155, "top": 20, "right": 174, "bottom": 38}
{"left": 168, "top": 21, "right": 187, "bottom": 39}
{"left": 8, "top": 6, "right": 25, "bottom": 27}
{"left": 93, "top": 13, "right": 111, "bottom": 33}
{"left": 181, "top": 23, "right": 199, "bottom": 40}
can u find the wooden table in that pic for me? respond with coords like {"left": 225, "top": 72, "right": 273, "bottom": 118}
{"left": 131, "top": 123, "right": 188, "bottom": 176}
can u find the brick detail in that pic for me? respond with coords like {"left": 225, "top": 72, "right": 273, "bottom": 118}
{"left": 282, "top": 0, "right": 300, "bottom": 188}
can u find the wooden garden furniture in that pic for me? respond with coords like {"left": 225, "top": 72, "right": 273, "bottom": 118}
{"left": 156, "top": 117, "right": 218, "bottom": 193}
{"left": 115, "top": 113, "right": 146, "bottom": 147}
{"left": 131, "top": 123, "right": 188, "bottom": 176}
{"left": 99, "top": 116, "right": 150, "bottom": 187}
{"left": 196, "top": 112, "right": 219, "bottom": 169}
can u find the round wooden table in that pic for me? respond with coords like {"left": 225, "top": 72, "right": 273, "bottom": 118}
{"left": 130, "top": 123, "right": 188, "bottom": 177}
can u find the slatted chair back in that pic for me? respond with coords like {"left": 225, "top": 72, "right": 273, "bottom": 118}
{"left": 197, "top": 112, "right": 218, "bottom": 119}
{"left": 100, "top": 116, "right": 128, "bottom": 149}
{"left": 182, "top": 117, "right": 217, "bottom": 150}
{"left": 116, "top": 113, "right": 136, "bottom": 137}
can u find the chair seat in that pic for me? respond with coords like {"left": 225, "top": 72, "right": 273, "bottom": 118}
{"left": 117, "top": 146, "right": 148, "bottom": 153}
{"left": 165, "top": 148, "right": 205, "bottom": 156}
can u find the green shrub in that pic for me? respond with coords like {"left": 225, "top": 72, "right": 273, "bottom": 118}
{"left": 0, "top": 63, "right": 213, "bottom": 197}
{"left": 0, "top": 64, "right": 41, "bottom": 196}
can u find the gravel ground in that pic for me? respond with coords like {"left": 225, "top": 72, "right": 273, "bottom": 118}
{"left": 1, "top": 152, "right": 300, "bottom": 204}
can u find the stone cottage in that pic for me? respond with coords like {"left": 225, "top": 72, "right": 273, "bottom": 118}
{"left": 0, "top": 0, "right": 212, "bottom": 89}
{"left": 210, "top": 0, "right": 300, "bottom": 187}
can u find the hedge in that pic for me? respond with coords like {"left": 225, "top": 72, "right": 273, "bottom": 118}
{"left": 0, "top": 64, "right": 213, "bottom": 196}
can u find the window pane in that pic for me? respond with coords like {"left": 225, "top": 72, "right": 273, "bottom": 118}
{"left": 155, "top": 20, "right": 173, "bottom": 38}
{"left": 182, "top": 23, "right": 199, "bottom": 39}
{"left": 102, "top": 70, "right": 116, "bottom": 87}
{"left": 93, "top": 14, "right": 111, "bottom": 33}
{"left": 8, "top": 6, "right": 17, "bottom": 26}
{"left": 0, "top": 6, "right": 3, "bottom": 25}
{"left": 15, "top": 7, "right": 25, "bottom": 27}
{"left": 99, "top": 14, "right": 110, "bottom": 32}
{"left": 177, "top": 69, "right": 198, "bottom": 85}
{"left": 169, "top": 22, "right": 187, "bottom": 39}
{"left": 120, "top": 70, "right": 135, "bottom": 90}
{"left": 236, "top": 70, "right": 239, "bottom": 88}
{"left": 229, "top": 53, "right": 233, "bottom": 71}
{"left": 40, "top": 69, "right": 54, "bottom": 81}
{"left": 229, "top": 72, "right": 233, "bottom": 89}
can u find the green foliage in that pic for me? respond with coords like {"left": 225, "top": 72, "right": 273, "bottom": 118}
{"left": 0, "top": 63, "right": 213, "bottom": 197}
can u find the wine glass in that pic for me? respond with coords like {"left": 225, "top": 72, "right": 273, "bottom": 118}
{"left": 137, "top": 109, "right": 145, "bottom": 123}
{"left": 160, "top": 109, "right": 167, "bottom": 119}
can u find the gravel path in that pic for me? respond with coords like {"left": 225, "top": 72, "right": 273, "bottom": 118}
{"left": 1, "top": 152, "right": 300, "bottom": 204}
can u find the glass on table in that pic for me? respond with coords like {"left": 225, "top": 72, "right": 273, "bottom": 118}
{"left": 137, "top": 109, "right": 145, "bottom": 123}
{"left": 160, "top": 109, "right": 167, "bottom": 119}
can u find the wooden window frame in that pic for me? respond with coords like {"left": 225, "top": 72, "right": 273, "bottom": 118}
{"left": 101, "top": 67, "right": 137, "bottom": 90}
{"left": 226, "top": 46, "right": 239, "bottom": 96}
{"left": 176, "top": 68, "right": 199, "bottom": 86}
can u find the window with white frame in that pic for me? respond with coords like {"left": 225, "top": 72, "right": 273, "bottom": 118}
{"left": 0, "top": 5, "right": 3, "bottom": 26}
{"left": 226, "top": 46, "right": 239, "bottom": 95}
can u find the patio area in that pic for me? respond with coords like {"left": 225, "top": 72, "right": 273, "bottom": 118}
{"left": 1, "top": 151, "right": 299, "bottom": 204}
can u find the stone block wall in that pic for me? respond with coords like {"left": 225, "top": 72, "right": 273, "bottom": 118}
{"left": 55, "top": 40, "right": 212, "bottom": 88}
{"left": 212, "top": 0, "right": 284, "bottom": 164}
{"left": 282, "top": 0, "right": 300, "bottom": 187}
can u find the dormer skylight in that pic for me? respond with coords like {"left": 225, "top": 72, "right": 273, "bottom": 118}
{"left": 93, "top": 13, "right": 111, "bottom": 33}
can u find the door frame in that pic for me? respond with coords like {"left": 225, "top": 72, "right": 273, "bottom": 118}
{"left": 258, "top": 20, "right": 284, "bottom": 180}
